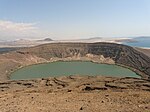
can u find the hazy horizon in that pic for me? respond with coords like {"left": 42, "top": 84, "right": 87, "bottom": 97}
{"left": 0, "top": 0, "right": 150, "bottom": 40}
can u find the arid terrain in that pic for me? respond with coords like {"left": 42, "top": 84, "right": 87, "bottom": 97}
{"left": 135, "top": 47, "right": 150, "bottom": 57}
{"left": 0, "top": 42, "right": 149, "bottom": 112}
{"left": 0, "top": 76, "right": 150, "bottom": 112}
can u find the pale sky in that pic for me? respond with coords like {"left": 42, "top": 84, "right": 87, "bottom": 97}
{"left": 0, "top": 0, "right": 150, "bottom": 40}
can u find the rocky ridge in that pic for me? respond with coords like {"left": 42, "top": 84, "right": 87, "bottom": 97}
{"left": 0, "top": 42, "right": 150, "bottom": 80}
{"left": 20, "top": 42, "right": 150, "bottom": 79}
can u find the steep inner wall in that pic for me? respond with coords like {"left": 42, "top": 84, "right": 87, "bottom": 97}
{"left": 0, "top": 42, "right": 149, "bottom": 80}
{"left": 21, "top": 43, "right": 150, "bottom": 79}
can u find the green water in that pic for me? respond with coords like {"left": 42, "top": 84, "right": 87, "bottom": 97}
{"left": 10, "top": 61, "right": 140, "bottom": 80}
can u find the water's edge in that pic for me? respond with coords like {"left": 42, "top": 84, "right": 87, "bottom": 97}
{"left": 10, "top": 61, "right": 141, "bottom": 80}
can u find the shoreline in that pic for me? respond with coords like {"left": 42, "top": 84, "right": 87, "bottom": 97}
{"left": 8, "top": 59, "right": 144, "bottom": 81}
{"left": 135, "top": 46, "right": 150, "bottom": 49}
{"left": 7, "top": 57, "right": 115, "bottom": 80}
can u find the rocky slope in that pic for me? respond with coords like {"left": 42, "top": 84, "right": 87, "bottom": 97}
{"left": 18, "top": 42, "right": 150, "bottom": 79}
{"left": 0, "top": 76, "right": 149, "bottom": 112}
{"left": 135, "top": 47, "right": 150, "bottom": 57}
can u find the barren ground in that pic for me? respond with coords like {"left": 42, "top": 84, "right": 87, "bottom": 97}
{"left": 0, "top": 76, "right": 149, "bottom": 112}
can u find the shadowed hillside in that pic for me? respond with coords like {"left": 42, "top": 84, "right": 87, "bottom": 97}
{"left": 20, "top": 43, "right": 150, "bottom": 79}
{"left": 0, "top": 42, "right": 150, "bottom": 80}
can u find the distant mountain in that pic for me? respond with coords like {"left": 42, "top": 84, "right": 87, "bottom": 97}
{"left": 37, "top": 38, "right": 53, "bottom": 42}
{"left": 14, "top": 39, "right": 32, "bottom": 43}
{"left": 0, "top": 38, "right": 54, "bottom": 48}
{"left": 43, "top": 38, "right": 53, "bottom": 41}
